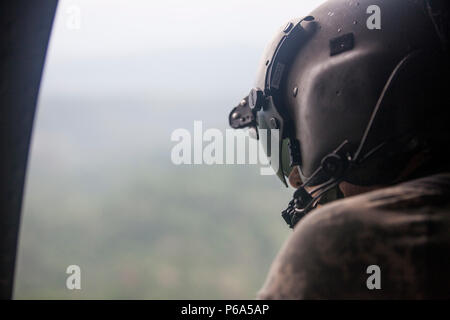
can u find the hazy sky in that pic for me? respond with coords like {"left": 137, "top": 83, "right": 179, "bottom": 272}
{"left": 41, "top": 0, "right": 326, "bottom": 98}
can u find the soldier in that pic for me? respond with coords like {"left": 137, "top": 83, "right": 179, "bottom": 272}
{"left": 229, "top": 0, "right": 450, "bottom": 298}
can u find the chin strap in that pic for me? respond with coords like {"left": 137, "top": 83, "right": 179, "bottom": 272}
{"left": 281, "top": 138, "right": 424, "bottom": 228}
{"left": 281, "top": 141, "right": 352, "bottom": 228}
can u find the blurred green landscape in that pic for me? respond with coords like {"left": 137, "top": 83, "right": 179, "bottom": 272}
{"left": 14, "top": 98, "right": 292, "bottom": 299}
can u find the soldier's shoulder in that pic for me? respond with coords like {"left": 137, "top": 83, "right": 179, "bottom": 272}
{"left": 258, "top": 193, "right": 381, "bottom": 299}
{"left": 258, "top": 173, "right": 450, "bottom": 299}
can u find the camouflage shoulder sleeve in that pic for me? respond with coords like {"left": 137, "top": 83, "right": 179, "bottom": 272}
{"left": 258, "top": 174, "right": 450, "bottom": 299}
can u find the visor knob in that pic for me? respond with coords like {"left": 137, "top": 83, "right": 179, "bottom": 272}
{"left": 231, "top": 112, "right": 240, "bottom": 120}
{"left": 249, "top": 88, "right": 265, "bottom": 111}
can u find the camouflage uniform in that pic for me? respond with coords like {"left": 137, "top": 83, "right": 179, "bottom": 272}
{"left": 258, "top": 173, "right": 450, "bottom": 299}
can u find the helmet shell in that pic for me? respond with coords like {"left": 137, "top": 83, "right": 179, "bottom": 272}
{"left": 283, "top": 0, "right": 446, "bottom": 184}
